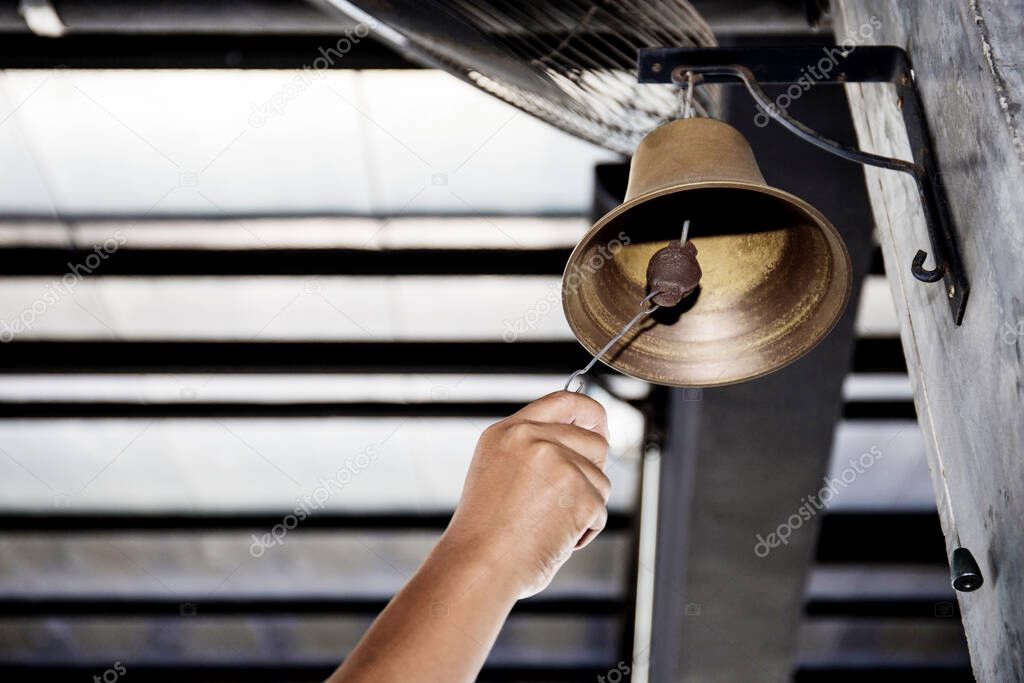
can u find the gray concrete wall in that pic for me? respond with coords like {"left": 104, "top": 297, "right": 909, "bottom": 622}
{"left": 834, "top": 2, "right": 1024, "bottom": 681}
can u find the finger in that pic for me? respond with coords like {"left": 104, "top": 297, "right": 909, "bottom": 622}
{"left": 515, "top": 390, "right": 608, "bottom": 439}
{"left": 545, "top": 442, "right": 611, "bottom": 501}
{"left": 575, "top": 528, "right": 597, "bottom": 549}
{"left": 529, "top": 421, "right": 609, "bottom": 468}
{"left": 575, "top": 497, "right": 608, "bottom": 550}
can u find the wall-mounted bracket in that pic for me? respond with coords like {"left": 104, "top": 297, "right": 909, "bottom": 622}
{"left": 637, "top": 46, "right": 969, "bottom": 326}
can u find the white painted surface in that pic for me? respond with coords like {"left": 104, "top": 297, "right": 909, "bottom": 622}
{"left": 0, "top": 70, "right": 613, "bottom": 217}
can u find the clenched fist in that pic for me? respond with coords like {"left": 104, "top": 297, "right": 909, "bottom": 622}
{"left": 329, "top": 391, "right": 612, "bottom": 683}
{"left": 443, "top": 390, "right": 611, "bottom": 598}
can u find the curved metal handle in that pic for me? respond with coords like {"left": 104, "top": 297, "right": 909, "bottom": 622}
{"left": 670, "top": 65, "right": 958, "bottom": 293}
{"left": 911, "top": 249, "right": 944, "bottom": 283}
{"left": 564, "top": 370, "right": 586, "bottom": 393}
{"left": 658, "top": 54, "right": 968, "bottom": 324}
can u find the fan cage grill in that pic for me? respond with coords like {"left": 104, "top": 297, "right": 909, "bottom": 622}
{"left": 350, "top": 0, "right": 721, "bottom": 155}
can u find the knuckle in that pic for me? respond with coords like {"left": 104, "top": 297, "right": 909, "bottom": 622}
{"left": 587, "top": 433, "right": 610, "bottom": 460}
{"left": 529, "top": 439, "right": 560, "bottom": 464}
{"left": 574, "top": 493, "right": 605, "bottom": 526}
{"left": 480, "top": 421, "right": 503, "bottom": 442}
{"left": 553, "top": 390, "right": 575, "bottom": 408}
{"left": 551, "top": 457, "right": 581, "bottom": 487}
{"left": 503, "top": 420, "right": 536, "bottom": 445}
{"left": 584, "top": 490, "right": 606, "bottom": 515}
{"left": 484, "top": 416, "right": 517, "bottom": 437}
{"left": 571, "top": 489, "right": 597, "bottom": 513}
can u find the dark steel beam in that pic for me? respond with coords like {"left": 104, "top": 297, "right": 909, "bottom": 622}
{"left": 0, "top": 234, "right": 873, "bottom": 280}
{"left": 794, "top": 665, "right": 974, "bottom": 682}
{"left": 0, "top": 510, "right": 632, "bottom": 533}
{"left": 0, "top": 33, "right": 418, "bottom": 69}
{"left": 638, "top": 45, "right": 910, "bottom": 85}
{"left": 805, "top": 597, "right": 959, "bottom": 619}
{"left": 852, "top": 338, "right": 907, "bottom": 373}
{"left": 816, "top": 513, "right": 946, "bottom": 564}
{"left": 841, "top": 400, "right": 916, "bottom": 420}
{"left": 0, "top": 595, "right": 623, "bottom": 617}
{"left": 870, "top": 245, "right": 886, "bottom": 275}
{"left": 1, "top": 512, "right": 939, "bottom": 564}
{"left": 0, "top": 401, "right": 526, "bottom": 419}
{"left": 0, "top": 247, "right": 570, "bottom": 276}
{"left": 0, "top": 0, "right": 820, "bottom": 38}
{"left": 0, "top": 663, "right": 615, "bottom": 683}
{"left": 0, "top": 341, "right": 592, "bottom": 374}
{"left": 0, "top": 399, "right": 906, "bottom": 420}
{"left": 0, "top": 339, "right": 905, "bottom": 374}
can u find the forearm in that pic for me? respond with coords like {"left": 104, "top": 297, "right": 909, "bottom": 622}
{"left": 328, "top": 531, "right": 520, "bottom": 682}
{"left": 329, "top": 392, "right": 611, "bottom": 680}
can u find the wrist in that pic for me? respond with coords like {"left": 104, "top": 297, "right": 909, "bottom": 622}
{"left": 431, "top": 529, "right": 526, "bottom": 604}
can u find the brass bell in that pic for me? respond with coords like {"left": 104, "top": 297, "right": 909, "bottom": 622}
{"left": 562, "top": 118, "right": 852, "bottom": 387}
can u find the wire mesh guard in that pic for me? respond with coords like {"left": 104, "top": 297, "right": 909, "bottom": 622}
{"left": 326, "top": 0, "right": 720, "bottom": 154}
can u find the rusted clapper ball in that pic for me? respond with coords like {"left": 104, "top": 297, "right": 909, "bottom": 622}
{"left": 646, "top": 240, "right": 702, "bottom": 307}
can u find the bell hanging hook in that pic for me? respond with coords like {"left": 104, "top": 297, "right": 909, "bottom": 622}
{"left": 680, "top": 70, "right": 697, "bottom": 119}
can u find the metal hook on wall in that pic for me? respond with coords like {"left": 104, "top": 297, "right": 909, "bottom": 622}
{"left": 635, "top": 46, "right": 971, "bottom": 325}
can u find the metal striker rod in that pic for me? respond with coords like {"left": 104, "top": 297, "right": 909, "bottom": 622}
{"left": 564, "top": 291, "right": 662, "bottom": 392}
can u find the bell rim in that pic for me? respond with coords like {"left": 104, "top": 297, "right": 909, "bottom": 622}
{"left": 561, "top": 180, "right": 853, "bottom": 388}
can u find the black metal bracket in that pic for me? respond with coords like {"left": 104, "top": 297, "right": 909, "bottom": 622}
{"left": 637, "top": 46, "right": 969, "bottom": 326}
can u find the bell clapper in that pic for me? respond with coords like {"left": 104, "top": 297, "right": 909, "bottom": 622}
{"left": 565, "top": 291, "right": 663, "bottom": 392}
{"left": 564, "top": 219, "right": 700, "bottom": 392}
{"left": 646, "top": 220, "right": 703, "bottom": 308}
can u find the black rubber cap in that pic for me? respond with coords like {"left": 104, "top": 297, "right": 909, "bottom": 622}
{"left": 951, "top": 547, "right": 983, "bottom": 592}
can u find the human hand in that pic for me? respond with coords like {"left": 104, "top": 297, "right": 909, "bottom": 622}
{"left": 442, "top": 390, "right": 611, "bottom": 599}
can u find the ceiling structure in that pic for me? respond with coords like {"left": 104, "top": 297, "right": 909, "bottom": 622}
{"left": 0, "top": 1, "right": 971, "bottom": 681}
